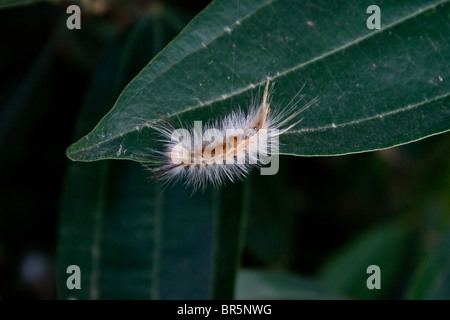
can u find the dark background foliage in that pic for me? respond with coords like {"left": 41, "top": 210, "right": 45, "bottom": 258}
{"left": 0, "top": 0, "right": 449, "bottom": 299}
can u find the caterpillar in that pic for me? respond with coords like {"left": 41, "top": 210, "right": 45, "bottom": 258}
{"left": 146, "top": 80, "right": 315, "bottom": 192}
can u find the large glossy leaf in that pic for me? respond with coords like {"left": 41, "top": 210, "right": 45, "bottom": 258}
{"left": 67, "top": 0, "right": 450, "bottom": 162}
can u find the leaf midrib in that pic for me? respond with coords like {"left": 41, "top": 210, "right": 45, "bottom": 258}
{"left": 281, "top": 93, "right": 450, "bottom": 157}
{"left": 287, "top": 92, "right": 450, "bottom": 134}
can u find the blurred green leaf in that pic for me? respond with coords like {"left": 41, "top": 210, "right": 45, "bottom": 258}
{"left": 66, "top": 0, "right": 450, "bottom": 162}
{"left": 158, "top": 182, "right": 246, "bottom": 300}
{"left": 407, "top": 232, "right": 450, "bottom": 299}
{"left": 0, "top": 17, "right": 67, "bottom": 146}
{"left": 58, "top": 20, "right": 158, "bottom": 299}
{"left": 154, "top": 185, "right": 218, "bottom": 299}
{"left": 58, "top": 161, "right": 158, "bottom": 299}
{"left": 211, "top": 181, "right": 248, "bottom": 299}
{"left": 235, "top": 269, "right": 340, "bottom": 300}
{"left": 318, "top": 223, "right": 413, "bottom": 299}
{"left": 59, "top": 158, "right": 229, "bottom": 299}
{"left": 244, "top": 164, "right": 303, "bottom": 268}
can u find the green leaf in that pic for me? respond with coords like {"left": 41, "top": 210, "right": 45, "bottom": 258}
{"left": 66, "top": 0, "right": 450, "bottom": 162}
{"left": 211, "top": 181, "right": 249, "bottom": 299}
{"left": 318, "top": 223, "right": 413, "bottom": 299}
{"left": 157, "top": 182, "right": 246, "bottom": 300}
{"left": 404, "top": 153, "right": 450, "bottom": 299}
{"left": 154, "top": 185, "right": 218, "bottom": 299}
{"left": 58, "top": 161, "right": 158, "bottom": 299}
{"left": 58, "top": 20, "right": 159, "bottom": 299}
{"left": 244, "top": 165, "right": 303, "bottom": 268}
{"left": 59, "top": 162, "right": 244, "bottom": 299}
{"left": 235, "top": 269, "right": 340, "bottom": 300}
{"left": 58, "top": 160, "right": 229, "bottom": 300}
{"left": 407, "top": 232, "right": 450, "bottom": 299}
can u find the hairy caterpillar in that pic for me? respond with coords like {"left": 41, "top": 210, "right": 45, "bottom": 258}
{"left": 147, "top": 80, "right": 315, "bottom": 192}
